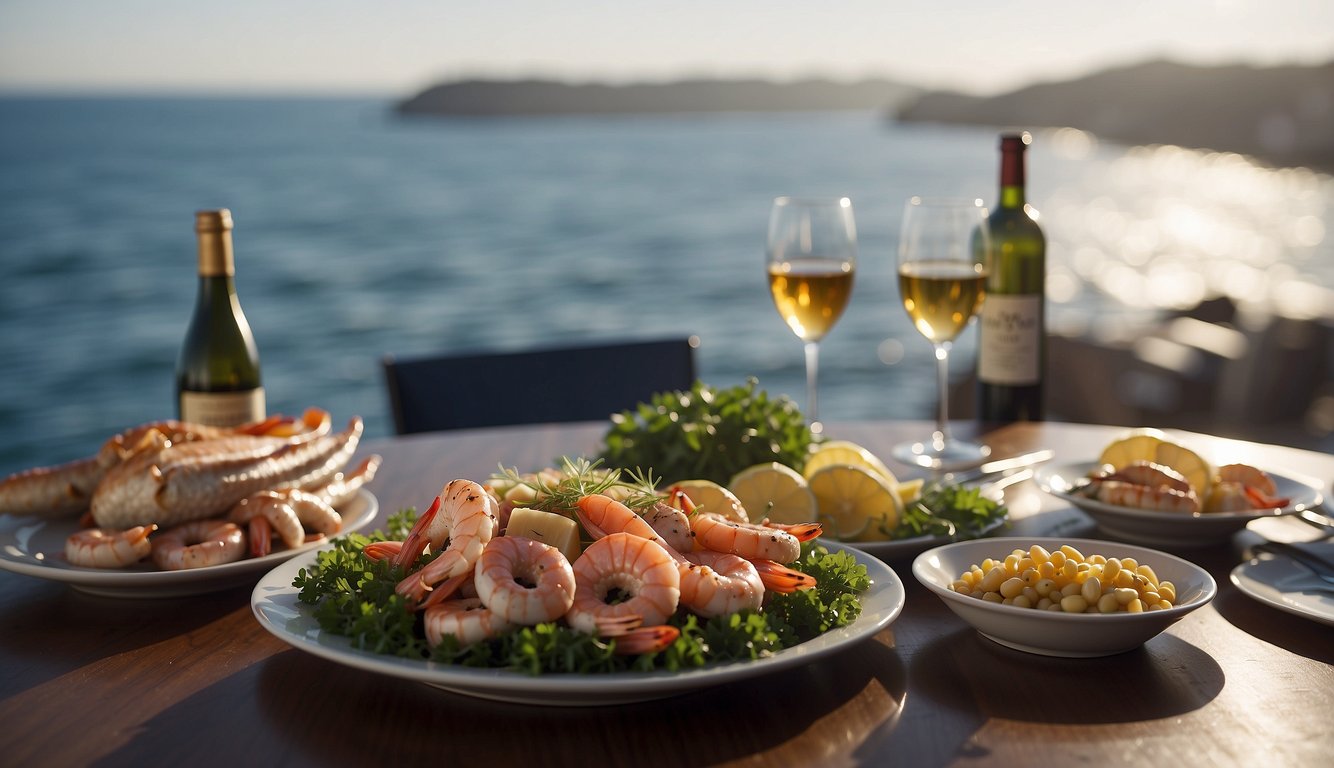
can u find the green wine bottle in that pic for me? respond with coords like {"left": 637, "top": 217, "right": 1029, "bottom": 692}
{"left": 176, "top": 209, "right": 265, "bottom": 426}
{"left": 978, "top": 133, "right": 1045, "bottom": 422}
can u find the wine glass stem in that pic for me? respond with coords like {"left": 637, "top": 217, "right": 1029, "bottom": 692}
{"left": 804, "top": 341, "right": 820, "bottom": 427}
{"left": 933, "top": 341, "right": 952, "bottom": 447}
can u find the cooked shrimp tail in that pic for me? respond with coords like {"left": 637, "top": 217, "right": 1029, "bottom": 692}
{"left": 764, "top": 520, "right": 822, "bottom": 542}
{"left": 248, "top": 516, "right": 273, "bottom": 557}
{"left": 362, "top": 540, "right": 404, "bottom": 562}
{"left": 416, "top": 572, "right": 472, "bottom": 610}
{"left": 750, "top": 558, "right": 816, "bottom": 593}
{"left": 612, "top": 625, "right": 680, "bottom": 655}
{"left": 392, "top": 494, "right": 442, "bottom": 569}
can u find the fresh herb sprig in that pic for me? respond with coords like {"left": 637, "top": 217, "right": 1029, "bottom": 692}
{"left": 293, "top": 513, "right": 869, "bottom": 675}
{"left": 598, "top": 378, "right": 816, "bottom": 485}
{"left": 891, "top": 482, "right": 1007, "bottom": 540}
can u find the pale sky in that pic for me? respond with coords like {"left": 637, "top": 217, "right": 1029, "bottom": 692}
{"left": 1, "top": 0, "right": 1330, "bottom": 96}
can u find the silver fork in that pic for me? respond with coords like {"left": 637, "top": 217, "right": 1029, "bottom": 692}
{"left": 1253, "top": 541, "right": 1334, "bottom": 587}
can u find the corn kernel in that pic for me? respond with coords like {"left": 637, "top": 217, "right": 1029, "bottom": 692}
{"left": 1081, "top": 576, "right": 1103, "bottom": 603}
{"left": 1012, "top": 595, "right": 1033, "bottom": 609}
{"left": 951, "top": 580, "right": 971, "bottom": 593}
{"left": 1127, "top": 598, "right": 1144, "bottom": 613}
{"left": 1030, "top": 545, "right": 1051, "bottom": 563}
{"left": 1060, "top": 544, "right": 1085, "bottom": 562}
{"left": 1000, "top": 577, "right": 1026, "bottom": 599}
{"left": 1097, "top": 593, "right": 1121, "bottom": 613}
{"left": 979, "top": 566, "right": 1007, "bottom": 593}
{"left": 1060, "top": 594, "right": 1089, "bottom": 613}
{"left": 1136, "top": 564, "right": 1160, "bottom": 587}
{"left": 1033, "top": 578, "right": 1056, "bottom": 597}
{"left": 982, "top": 591, "right": 1004, "bottom": 603}
{"left": 1158, "top": 582, "right": 1177, "bottom": 603}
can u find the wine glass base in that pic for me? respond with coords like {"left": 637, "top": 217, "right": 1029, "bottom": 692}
{"left": 892, "top": 438, "right": 990, "bottom": 471}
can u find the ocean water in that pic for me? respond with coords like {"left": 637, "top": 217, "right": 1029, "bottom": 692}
{"left": 1, "top": 96, "right": 1331, "bottom": 476}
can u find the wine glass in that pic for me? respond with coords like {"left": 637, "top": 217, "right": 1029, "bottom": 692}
{"left": 893, "top": 197, "right": 991, "bottom": 469}
{"left": 766, "top": 197, "right": 857, "bottom": 434}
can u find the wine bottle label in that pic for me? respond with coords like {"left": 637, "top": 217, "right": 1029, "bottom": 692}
{"left": 978, "top": 295, "right": 1042, "bottom": 385}
{"left": 180, "top": 388, "right": 266, "bottom": 427}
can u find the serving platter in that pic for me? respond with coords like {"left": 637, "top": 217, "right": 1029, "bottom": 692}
{"left": 1035, "top": 462, "right": 1324, "bottom": 547}
{"left": 0, "top": 489, "right": 377, "bottom": 597}
{"left": 251, "top": 540, "right": 906, "bottom": 706}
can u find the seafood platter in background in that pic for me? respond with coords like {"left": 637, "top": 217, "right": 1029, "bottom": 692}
{"left": 1036, "top": 428, "right": 1325, "bottom": 546}
{"left": 0, "top": 408, "right": 381, "bottom": 595}
{"left": 913, "top": 537, "right": 1217, "bottom": 657}
{"left": 268, "top": 458, "right": 905, "bottom": 702}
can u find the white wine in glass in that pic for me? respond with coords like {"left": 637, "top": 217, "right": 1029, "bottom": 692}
{"left": 766, "top": 197, "right": 857, "bottom": 433}
{"left": 893, "top": 197, "right": 990, "bottom": 468}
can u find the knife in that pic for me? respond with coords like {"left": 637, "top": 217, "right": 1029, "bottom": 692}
{"left": 941, "top": 449, "right": 1055, "bottom": 485}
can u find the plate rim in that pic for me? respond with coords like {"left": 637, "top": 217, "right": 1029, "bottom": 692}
{"left": 249, "top": 539, "right": 905, "bottom": 704}
{"left": 1230, "top": 555, "right": 1334, "bottom": 627}
{"left": 0, "top": 489, "right": 378, "bottom": 591}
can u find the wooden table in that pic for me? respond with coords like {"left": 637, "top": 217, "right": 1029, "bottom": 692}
{"left": 2, "top": 420, "right": 1331, "bottom": 767}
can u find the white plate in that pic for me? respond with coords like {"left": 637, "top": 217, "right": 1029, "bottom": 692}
{"left": 1035, "top": 461, "right": 1324, "bottom": 547}
{"left": 0, "top": 489, "right": 378, "bottom": 598}
{"left": 251, "top": 540, "right": 906, "bottom": 706}
{"left": 914, "top": 537, "right": 1217, "bottom": 657}
{"left": 1230, "top": 552, "right": 1334, "bottom": 627}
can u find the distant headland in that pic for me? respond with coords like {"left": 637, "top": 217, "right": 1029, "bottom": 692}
{"left": 395, "top": 59, "right": 1334, "bottom": 171}
{"left": 396, "top": 77, "right": 920, "bottom": 116}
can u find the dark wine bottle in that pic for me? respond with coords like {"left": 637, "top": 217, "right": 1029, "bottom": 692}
{"left": 978, "top": 132, "right": 1045, "bottom": 422}
{"left": 176, "top": 209, "right": 265, "bottom": 426}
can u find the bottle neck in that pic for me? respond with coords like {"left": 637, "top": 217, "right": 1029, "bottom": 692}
{"left": 197, "top": 274, "right": 238, "bottom": 302}
{"left": 196, "top": 230, "right": 235, "bottom": 278}
{"left": 999, "top": 145, "right": 1026, "bottom": 210}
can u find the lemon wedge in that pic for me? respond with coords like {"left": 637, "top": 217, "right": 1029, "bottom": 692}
{"left": 807, "top": 464, "right": 901, "bottom": 541}
{"left": 804, "top": 440, "right": 898, "bottom": 486}
{"left": 1096, "top": 428, "right": 1168, "bottom": 471}
{"left": 669, "top": 479, "right": 748, "bottom": 523}
{"left": 1153, "top": 440, "right": 1213, "bottom": 500}
{"left": 727, "top": 462, "right": 817, "bottom": 526}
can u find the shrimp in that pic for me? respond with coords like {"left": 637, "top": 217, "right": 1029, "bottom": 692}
{"left": 566, "top": 532, "right": 681, "bottom": 637}
{"left": 64, "top": 525, "right": 156, "bottom": 568}
{"left": 1106, "top": 461, "right": 1191, "bottom": 494}
{"left": 678, "top": 551, "right": 764, "bottom": 618}
{"left": 1091, "top": 480, "right": 1200, "bottom": 513}
{"left": 691, "top": 514, "right": 818, "bottom": 564}
{"left": 229, "top": 492, "right": 305, "bottom": 552}
{"left": 1217, "top": 464, "right": 1277, "bottom": 496}
{"left": 644, "top": 501, "right": 694, "bottom": 554}
{"left": 396, "top": 479, "right": 499, "bottom": 605}
{"left": 473, "top": 536, "right": 576, "bottom": 625}
{"left": 575, "top": 494, "right": 681, "bottom": 555}
{"left": 423, "top": 597, "right": 515, "bottom": 648}
{"left": 151, "top": 520, "right": 246, "bottom": 570}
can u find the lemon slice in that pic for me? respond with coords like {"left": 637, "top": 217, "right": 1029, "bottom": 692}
{"left": 895, "top": 477, "right": 925, "bottom": 507}
{"left": 1096, "top": 428, "right": 1168, "bottom": 471}
{"left": 1153, "top": 440, "right": 1213, "bottom": 500}
{"left": 727, "top": 462, "right": 817, "bottom": 526}
{"left": 669, "top": 479, "right": 748, "bottom": 523}
{"left": 806, "top": 464, "right": 901, "bottom": 541}
{"left": 805, "top": 440, "right": 898, "bottom": 486}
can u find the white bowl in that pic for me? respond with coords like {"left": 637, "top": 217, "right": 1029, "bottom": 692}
{"left": 913, "top": 537, "right": 1217, "bottom": 657}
